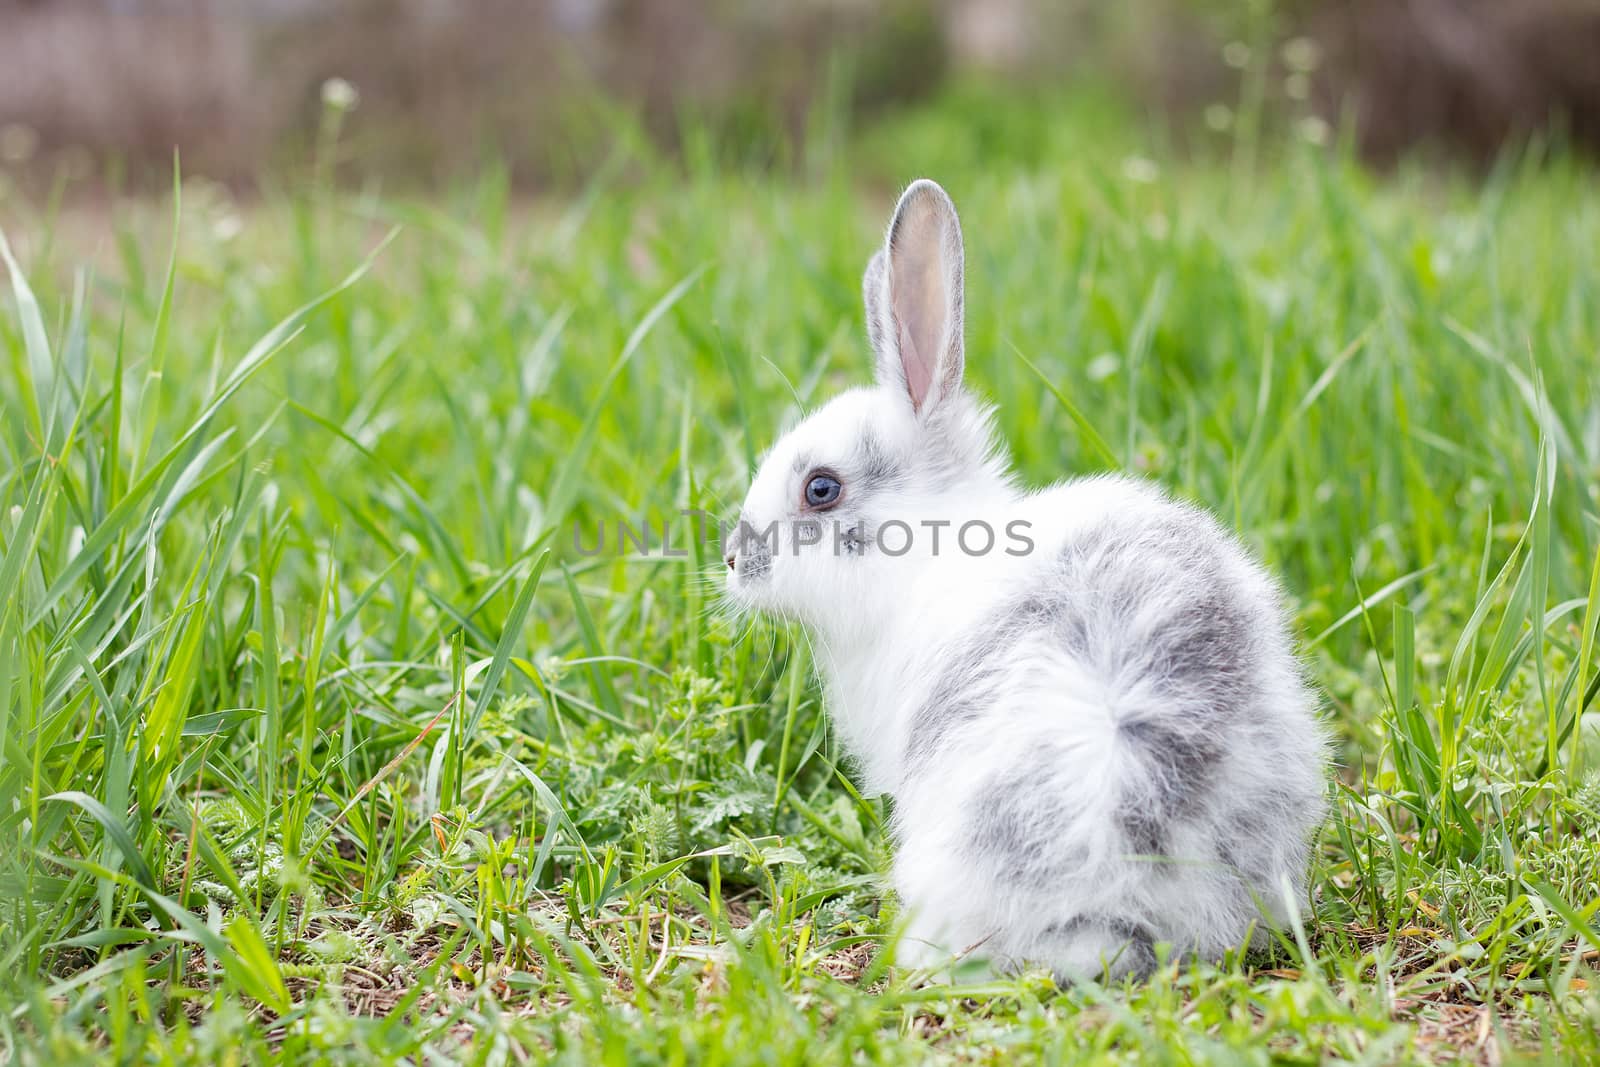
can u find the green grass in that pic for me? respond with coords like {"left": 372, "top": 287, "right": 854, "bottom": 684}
{"left": 3, "top": 84, "right": 1600, "bottom": 1064}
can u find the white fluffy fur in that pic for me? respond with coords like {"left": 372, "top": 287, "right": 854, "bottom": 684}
{"left": 726, "top": 180, "right": 1326, "bottom": 982}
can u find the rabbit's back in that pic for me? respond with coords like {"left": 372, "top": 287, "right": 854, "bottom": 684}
{"left": 892, "top": 477, "right": 1324, "bottom": 975}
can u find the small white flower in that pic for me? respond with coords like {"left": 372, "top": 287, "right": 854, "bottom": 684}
{"left": 1087, "top": 354, "right": 1120, "bottom": 382}
{"left": 321, "top": 77, "right": 360, "bottom": 112}
{"left": 1281, "top": 36, "right": 1323, "bottom": 73}
{"left": 212, "top": 213, "right": 243, "bottom": 242}
{"left": 1296, "top": 116, "right": 1331, "bottom": 146}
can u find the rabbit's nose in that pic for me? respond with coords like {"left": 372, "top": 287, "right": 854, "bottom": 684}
{"left": 724, "top": 551, "right": 737, "bottom": 571}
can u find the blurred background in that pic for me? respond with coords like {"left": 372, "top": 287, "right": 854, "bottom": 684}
{"left": 2, "top": 0, "right": 1599, "bottom": 194}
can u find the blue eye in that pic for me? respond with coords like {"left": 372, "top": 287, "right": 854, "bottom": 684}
{"left": 803, "top": 472, "right": 843, "bottom": 509}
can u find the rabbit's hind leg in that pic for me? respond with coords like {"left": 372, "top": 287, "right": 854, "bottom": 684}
{"left": 1034, "top": 916, "right": 1158, "bottom": 984}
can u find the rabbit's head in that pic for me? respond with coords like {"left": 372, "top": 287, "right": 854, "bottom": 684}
{"left": 725, "top": 180, "right": 1013, "bottom": 624}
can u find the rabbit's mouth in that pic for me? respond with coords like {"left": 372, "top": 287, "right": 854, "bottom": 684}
{"left": 730, "top": 541, "right": 773, "bottom": 584}
{"left": 723, "top": 515, "right": 775, "bottom": 589}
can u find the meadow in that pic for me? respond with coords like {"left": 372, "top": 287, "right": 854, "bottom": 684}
{"left": 2, "top": 85, "right": 1600, "bottom": 1064}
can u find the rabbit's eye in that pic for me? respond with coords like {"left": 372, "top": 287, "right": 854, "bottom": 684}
{"left": 802, "top": 471, "right": 843, "bottom": 510}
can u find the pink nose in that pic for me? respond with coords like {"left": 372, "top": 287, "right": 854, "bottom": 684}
{"left": 724, "top": 552, "right": 737, "bottom": 571}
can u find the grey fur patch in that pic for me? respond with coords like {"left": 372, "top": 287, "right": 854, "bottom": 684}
{"left": 904, "top": 579, "right": 1081, "bottom": 772}
{"left": 962, "top": 748, "right": 1090, "bottom": 890}
{"left": 904, "top": 630, "right": 1007, "bottom": 769}
{"left": 1116, "top": 716, "right": 1222, "bottom": 856}
{"left": 1043, "top": 914, "right": 1156, "bottom": 945}
{"left": 857, "top": 430, "right": 905, "bottom": 494}
{"left": 1149, "top": 591, "right": 1257, "bottom": 709}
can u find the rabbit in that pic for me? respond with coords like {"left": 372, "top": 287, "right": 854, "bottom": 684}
{"left": 723, "top": 179, "right": 1326, "bottom": 982}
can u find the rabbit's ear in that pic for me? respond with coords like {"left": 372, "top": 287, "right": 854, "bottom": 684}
{"left": 864, "top": 179, "right": 965, "bottom": 416}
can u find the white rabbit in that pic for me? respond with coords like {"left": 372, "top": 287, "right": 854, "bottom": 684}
{"left": 724, "top": 179, "right": 1325, "bottom": 981}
